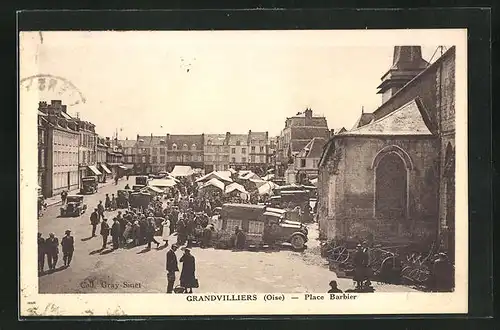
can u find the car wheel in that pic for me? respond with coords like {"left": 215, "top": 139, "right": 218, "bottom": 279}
{"left": 291, "top": 235, "right": 305, "bottom": 251}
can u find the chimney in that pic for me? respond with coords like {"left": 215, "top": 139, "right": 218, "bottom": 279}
{"left": 61, "top": 105, "right": 67, "bottom": 113}
{"left": 377, "top": 46, "right": 429, "bottom": 104}
{"left": 305, "top": 108, "right": 313, "bottom": 119}
{"left": 330, "top": 129, "right": 335, "bottom": 137}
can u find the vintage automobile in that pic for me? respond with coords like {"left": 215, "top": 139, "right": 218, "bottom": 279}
{"left": 214, "top": 203, "right": 308, "bottom": 251}
{"left": 129, "top": 191, "right": 152, "bottom": 210}
{"left": 117, "top": 189, "right": 130, "bottom": 209}
{"left": 135, "top": 175, "right": 148, "bottom": 187}
{"left": 80, "top": 176, "right": 98, "bottom": 194}
{"left": 60, "top": 195, "right": 87, "bottom": 217}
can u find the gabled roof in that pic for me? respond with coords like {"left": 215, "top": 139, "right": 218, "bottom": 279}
{"left": 297, "top": 137, "right": 328, "bottom": 158}
{"left": 343, "top": 99, "right": 433, "bottom": 136}
{"left": 225, "top": 182, "right": 247, "bottom": 194}
{"left": 352, "top": 113, "right": 375, "bottom": 129}
{"left": 118, "top": 139, "right": 137, "bottom": 148}
{"left": 201, "top": 178, "right": 225, "bottom": 191}
{"left": 196, "top": 171, "right": 233, "bottom": 183}
{"left": 228, "top": 134, "right": 248, "bottom": 146}
{"left": 289, "top": 140, "right": 311, "bottom": 154}
{"left": 166, "top": 134, "right": 203, "bottom": 149}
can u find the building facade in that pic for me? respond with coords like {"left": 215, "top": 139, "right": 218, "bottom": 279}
{"left": 37, "top": 111, "right": 48, "bottom": 196}
{"left": 165, "top": 134, "right": 204, "bottom": 171}
{"left": 317, "top": 46, "right": 455, "bottom": 261}
{"left": 96, "top": 137, "right": 112, "bottom": 182}
{"left": 276, "top": 108, "right": 330, "bottom": 179}
{"left": 134, "top": 135, "right": 168, "bottom": 174}
{"left": 247, "top": 130, "right": 270, "bottom": 176}
{"left": 119, "top": 138, "right": 137, "bottom": 173}
{"left": 39, "top": 100, "right": 80, "bottom": 197}
{"left": 204, "top": 133, "right": 230, "bottom": 173}
{"left": 76, "top": 119, "right": 99, "bottom": 186}
{"left": 228, "top": 133, "right": 249, "bottom": 170}
{"left": 291, "top": 137, "right": 327, "bottom": 184}
{"left": 106, "top": 138, "right": 125, "bottom": 178}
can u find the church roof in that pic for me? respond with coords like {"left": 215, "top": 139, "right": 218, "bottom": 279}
{"left": 342, "top": 99, "right": 433, "bottom": 136}
{"left": 352, "top": 113, "right": 375, "bottom": 129}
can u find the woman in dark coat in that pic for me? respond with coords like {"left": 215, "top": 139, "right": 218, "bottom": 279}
{"left": 180, "top": 248, "right": 196, "bottom": 293}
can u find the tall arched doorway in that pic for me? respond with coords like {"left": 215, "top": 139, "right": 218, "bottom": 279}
{"left": 375, "top": 152, "right": 408, "bottom": 220}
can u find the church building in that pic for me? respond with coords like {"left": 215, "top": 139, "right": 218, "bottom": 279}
{"left": 317, "top": 46, "right": 456, "bottom": 260}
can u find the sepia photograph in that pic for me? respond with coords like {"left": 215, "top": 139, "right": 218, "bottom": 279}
{"left": 19, "top": 28, "right": 468, "bottom": 316}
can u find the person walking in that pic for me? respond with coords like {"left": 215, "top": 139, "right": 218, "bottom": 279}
{"left": 161, "top": 218, "right": 171, "bottom": 248}
{"left": 61, "top": 190, "right": 68, "bottom": 205}
{"left": 111, "top": 194, "right": 117, "bottom": 211}
{"left": 105, "top": 194, "right": 111, "bottom": 211}
{"left": 45, "top": 233, "right": 59, "bottom": 271}
{"left": 132, "top": 220, "right": 141, "bottom": 246}
{"left": 180, "top": 248, "right": 197, "bottom": 294}
{"left": 353, "top": 244, "right": 369, "bottom": 289}
{"left": 61, "top": 230, "right": 75, "bottom": 267}
{"left": 90, "top": 208, "right": 100, "bottom": 237}
{"left": 146, "top": 217, "right": 160, "bottom": 249}
{"left": 100, "top": 218, "right": 110, "bottom": 249}
{"left": 111, "top": 218, "right": 121, "bottom": 250}
{"left": 328, "top": 280, "right": 343, "bottom": 293}
{"left": 37, "top": 233, "right": 46, "bottom": 274}
{"left": 166, "top": 244, "right": 179, "bottom": 293}
{"left": 97, "top": 201, "right": 105, "bottom": 220}
{"left": 117, "top": 211, "right": 127, "bottom": 246}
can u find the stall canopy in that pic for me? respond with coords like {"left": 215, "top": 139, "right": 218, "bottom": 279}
{"left": 200, "top": 178, "right": 225, "bottom": 191}
{"left": 87, "top": 165, "right": 102, "bottom": 176}
{"left": 143, "top": 185, "right": 164, "bottom": 194}
{"left": 100, "top": 164, "right": 112, "bottom": 174}
{"left": 149, "top": 178, "right": 177, "bottom": 188}
{"left": 228, "top": 168, "right": 237, "bottom": 174}
{"left": 262, "top": 173, "right": 275, "bottom": 181}
{"left": 122, "top": 164, "right": 134, "bottom": 170}
{"left": 238, "top": 171, "right": 261, "bottom": 181}
{"left": 196, "top": 171, "right": 233, "bottom": 183}
{"left": 119, "top": 165, "right": 128, "bottom": 170}
{"left": 258, "top": 181, "right": 278, "bottom": 195}
{"left": 170, "top": 165, "right": 194, "bottom": 177}
{"left": 249, "top": 178, "right": 269, "bottom": 188}
{"left": 310, "top": 178, "right": 318, "bottom": 186}
{"left": 225, "top": 182, "right": 247, "bottom": 194}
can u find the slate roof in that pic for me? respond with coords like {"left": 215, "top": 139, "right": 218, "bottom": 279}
{"left": 118, "top": 139, "right": 137, "bottom": 148}
{"left": 228, "top": 134, "right": 248, "bottom": 146}
{"left": 290, "top": 127, "right": 330, "bottom": 140}
{"left": 137, "top": 135, "right": 166, "bottom": 146}
{"left": 166, "top": 134, "right": 204, "bottom": 150}
{"left": 205, "top": 134, "right": 228, "bottom": 146}
{"left": 297, "top": 137, "right": 328, "bottom": 158}
{"left": 344, "top": 99, "right": 433, "bottom": 136}
{"left": 289, "top": 140, "right": 311, "bottom": 154}
{"left": 352, "top": 113, "right": 375, "bottom": 129}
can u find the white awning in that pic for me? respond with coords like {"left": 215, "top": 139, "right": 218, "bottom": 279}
{"left": 149, "top": 178, "right": 177, "bottom": 187}
{"left": 225, "top": 182, "right": 247, "bottom": 194}
{"left": 200, "top": 178, "right": 225, "bottom": 191}
{"left": 100, "top": 164, "right": 112, "bottom": 174}
{"left": 196, "top": 171, "right": 233, "bottom": 183}
{"left": 170, "top": 165, "right": 194, "bottom": 177}
{"left": 88, "top": 165, "right": 102, "bottom": 176}
{"left": 119, "top": 165, "right": 128, "bottom": 170}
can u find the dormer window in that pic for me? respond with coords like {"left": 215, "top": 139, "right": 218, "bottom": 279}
{"left": 172, "top": 143, "right": 177, "bottom": 151}
{"left": 207, "top": 140, "right": 212, "bottom": 145}
{"left": 236, "top": 140, "right": 241, "bottom": 146}
{"left": 191, "top": 143, "right": 197, "bottom": 150}
{"left": 183, "top": 144, "right": 188, "bottom": 150}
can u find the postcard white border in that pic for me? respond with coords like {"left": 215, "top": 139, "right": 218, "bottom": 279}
{"left": 19, "top": 28, "right": 468, "bottom": 316}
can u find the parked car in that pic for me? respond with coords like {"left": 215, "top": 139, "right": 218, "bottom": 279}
{"left": 135, "top": 176, "right": 148, "bottom": 186}
{"left": 60, "top": 195, "right": 87, "bottom": 217}
{"left": 214, "top": 203, "right": 308, "bottom": 250}
{"left": 80, "top": 176, "right": 98, "bottom": 194}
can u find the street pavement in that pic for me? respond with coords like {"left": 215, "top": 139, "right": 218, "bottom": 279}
{"left": 38, "top": 176, "right": 418, "bottom": 294}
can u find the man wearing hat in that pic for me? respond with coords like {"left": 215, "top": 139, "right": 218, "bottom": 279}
{"left": 166, "top": 244, "right": 179, "bottom": 293}
{"left": 353, "top": 243, "right": 369, "bottom": 289}
{"left": 61, "top": 229, "right": 75, "bottom": 267}
{"left": 100, "top": 218, "right": 110, "bottom": 249}
{"left": 90, "top": 208, "right": 100, "bottom": 237}
{"left": 45, "top": 233, "right": 59, "bottom": 271}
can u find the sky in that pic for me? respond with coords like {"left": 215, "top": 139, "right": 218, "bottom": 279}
{"left": 19, "top": 30, "right": 454, "bottom": 140}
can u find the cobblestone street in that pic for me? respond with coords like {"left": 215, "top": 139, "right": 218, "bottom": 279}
{"left": 38, "top": 177, "right": 417, "bottom": 294}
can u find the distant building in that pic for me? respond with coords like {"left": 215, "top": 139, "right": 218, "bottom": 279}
{"left": 75, "top": 118, "right": 99, "bottom": 186}
{"left": 318, "top": 46, "right": 455, "bottom": 262}
{"left": 247, "top": 130, "right": 269, "bottom": 176}
{"left": 292, "top": 137, "right": 328, "bottom": 184}
{"left": 119, "top": 138, "right": 137, "bottom": 173}
{"left": 204, "top": 133, "right": 230, "bottom": 172}
{"left": 105, "top": 137, "right": 125, "bottom": 178}
{"left": 165, "top": 134, "right": 204, "bottom": 171}
{"left": 276, "top": 108, "right": 330, "bottom": 180}
{"left": 38, "top": 100, "right": 80, "bottom": 197}
{"left": 134, "top": 135, "right": 168, "bottom": 174}
{"left": 228, "top": 133, "right": 249, "bottom": 170}
{"left": 96, "top": 136, "right": 112, "bottom": 182}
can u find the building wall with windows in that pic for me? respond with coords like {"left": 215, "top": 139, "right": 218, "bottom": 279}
{"left": 134, "top": 135, "right": 168, "bottom": 174}
{"left": 247, "top": 130, "right": 270, "bottom": 175}
{"left": 39, "top": 100, "right": 80, "bottom": 197}
{"left": 76, "top": 119, "right": 98, "bottom": 185}
{"left": 165, "top": 134, "right": 204, "bottom": 171}
{"left": 228, "top": 133, "right": 248, "bottom": 170}
{"left": 204, "top": 133, "right": 230, "bottom": 172}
